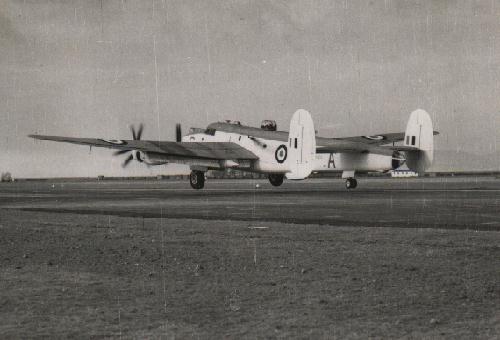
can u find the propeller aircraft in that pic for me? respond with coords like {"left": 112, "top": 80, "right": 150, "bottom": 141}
{"left": 29, "top": 109, "right": 438, "bottom": 190}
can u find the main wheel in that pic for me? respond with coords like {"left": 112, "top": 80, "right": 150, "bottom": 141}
{"left": 268, "top": 174, "right": 284, "bottom": 187}
{"left": 345, "top": 178, "right": 357, "bottom": 189}
{"left": 190, "top": 170, "right": 205, "bottom": 190}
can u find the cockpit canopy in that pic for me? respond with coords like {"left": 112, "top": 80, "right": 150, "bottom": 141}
{"left": 203, "top": 120, "right": 243, "bottom": 136}
{"left": 205, "top": 127, "right": 216, "bottom": 136}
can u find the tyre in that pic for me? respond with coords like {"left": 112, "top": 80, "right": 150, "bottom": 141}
{"left": 268, "top": 174, "right": 284, "bottom": 187}
{"left": 190, "top": 171, "right": 205, "bottom": 189}
{"left": 345, "top": 178, "right": 357, "bottom": 189}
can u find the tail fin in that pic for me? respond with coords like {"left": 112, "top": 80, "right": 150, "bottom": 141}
{"left": 404, "top": 109, "right": 434, "bottom": 174}
{"left": 286, "top": 109, "right": 316, "bottom": 180}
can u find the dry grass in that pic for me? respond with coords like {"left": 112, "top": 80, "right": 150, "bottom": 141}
{"left": 1, "top": 210, "right": 499, "bottom": 338}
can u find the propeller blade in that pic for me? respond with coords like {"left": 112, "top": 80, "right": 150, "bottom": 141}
{"left": 122, "top": 154, "right": 134, "bottom": 168}
{"left": 113, "top": 149, "right": 130, "bottom": 156}
{"left": 130, "top": 125, "right": 137, "bottom": 140}
{"left": 176, "top": 124, "right": 182, "bottom": 142}
{"left": 136, "top": 123, "right": 144, "bottom": 140}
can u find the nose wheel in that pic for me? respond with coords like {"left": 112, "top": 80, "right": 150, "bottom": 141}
{"left": 190, "top": 170, "right": 205, "bottom": 190}
{"left": 345, "top": 178, "right": 357, "bottom": 189}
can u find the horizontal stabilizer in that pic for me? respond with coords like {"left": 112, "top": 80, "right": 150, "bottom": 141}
{"left": 389, "top": 145, "right": 420, "bottom": 152}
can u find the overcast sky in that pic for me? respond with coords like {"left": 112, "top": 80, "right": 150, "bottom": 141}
{"left": 1, "top": 0, "right": 499, "bottom": 177}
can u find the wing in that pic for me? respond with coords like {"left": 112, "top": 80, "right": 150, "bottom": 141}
{"left": 29, "top": 135, "right": 258, "bottom": 160}
{"left": 315, "top": 129, "right": 440, "bottom": 155}
{"left": 315, "top": 136, "right": 431, "bottom": 155}
{"left": 339, "top": 131, "right": 439, "bottom": 145}
{"left": 316, "top": 137, "right": 394, "bottom": 156}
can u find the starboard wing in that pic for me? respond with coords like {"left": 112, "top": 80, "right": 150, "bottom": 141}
{"left": 28, "top": 135, "right": 258, "bottom": 160}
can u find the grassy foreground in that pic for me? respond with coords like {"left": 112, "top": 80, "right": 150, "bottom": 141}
{"left": 1, "top": 210, "right": 499, "bottom": 338}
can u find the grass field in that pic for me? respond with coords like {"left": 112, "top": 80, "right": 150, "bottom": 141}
{"left": 1, "top": 207, "right": 499, "bottom": 338}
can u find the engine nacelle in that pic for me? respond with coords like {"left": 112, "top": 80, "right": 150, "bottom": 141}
{"left": 392, "top": 151, "right": 406, "bottom": 170}
{"left": 132, "top": 150, "right": 168, "bottom": 165}
{"left": 139, "top": 151, "right": 170, "bottom": 166}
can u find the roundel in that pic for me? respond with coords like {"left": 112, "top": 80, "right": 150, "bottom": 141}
{"left": 362, "top": 135, "right": 385, "bottom": 141}
{"left": 275, "top": 145, "right": 288, "bottom": 163}
{"left": 101, "top": 139, "right": 126, "bottom": 145}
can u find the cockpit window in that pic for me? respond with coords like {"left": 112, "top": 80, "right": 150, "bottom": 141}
{"left": 205, "top": 128, "right": 216, "bottom": 136}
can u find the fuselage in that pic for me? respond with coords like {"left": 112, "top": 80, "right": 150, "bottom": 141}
{"left": 180, "top": 122, "right": 394, "bottom": 175}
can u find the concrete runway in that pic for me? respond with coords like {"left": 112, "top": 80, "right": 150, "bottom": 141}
{"left": 1, "top": 177, "right": 499, "bottom": 230}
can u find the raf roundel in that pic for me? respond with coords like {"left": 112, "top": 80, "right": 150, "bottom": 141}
{"left": 362, "top": 135, "right": 385, "bottom": 141}
{"left": 275, "top": 145, "right": 288, "bottom": 163}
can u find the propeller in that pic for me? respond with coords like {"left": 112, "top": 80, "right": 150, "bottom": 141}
{"left": 113, "top": 123, "right": 182, "bottom": 168}
{"left": 130, "top": 123, "right": 144, "bottom": 141}
{"left": 114, "top": 124, "right": 144, "bottom": 168}
{"left": 176, "top": 123, "right": 182, "bottom": 142}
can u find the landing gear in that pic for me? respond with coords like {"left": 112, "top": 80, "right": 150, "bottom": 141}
{"left": 268, "top": 174, "right": 284, "bottom": 187}
{"left": 345, "top": 178, "right": 357, "bottom": 189}
{"left": 190, "top": 170, "right": 205, "bottom": 190}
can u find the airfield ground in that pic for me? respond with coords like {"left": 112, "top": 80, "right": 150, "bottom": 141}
{"left": 0, "top": 177, "right": 499, "bottom": 338}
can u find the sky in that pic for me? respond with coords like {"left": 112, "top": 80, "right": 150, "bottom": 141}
{"left": 1, "top": 0, "right": 499, "bottom": 178}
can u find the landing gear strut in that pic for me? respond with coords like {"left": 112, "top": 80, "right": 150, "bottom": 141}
{"left": 345, "top": 178, "right": 357, "bottom": 189}
{"left": 190, "top": 170, "right": 205, "bottom": 190}
{"left": 268, "top": 174, "right": 284, "bottom": 187}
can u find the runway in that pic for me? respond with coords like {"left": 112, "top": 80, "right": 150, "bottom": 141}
{"left": 1, "top": 177, "right": 499, "bottom": 230}
{"left": 1, "top": 177, "right": 500, "bottom": 338}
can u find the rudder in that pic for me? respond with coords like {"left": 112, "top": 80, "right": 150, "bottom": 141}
{"left": 286, "top": 109, "right": 316, "bottom": 180}
{"left": 404, "top": 109, "right": 434, "bottom": 174}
